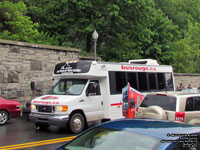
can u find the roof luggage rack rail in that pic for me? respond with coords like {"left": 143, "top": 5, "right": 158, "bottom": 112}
{"left": 128, "top": 59, "right": 159, "bottom": 65}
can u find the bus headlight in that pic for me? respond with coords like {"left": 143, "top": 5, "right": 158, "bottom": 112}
{"left": 31, "top": 104, "right": 36, "bottom": 111}
{"left": 55, "top": 105, "right": 68, "bottom": 112}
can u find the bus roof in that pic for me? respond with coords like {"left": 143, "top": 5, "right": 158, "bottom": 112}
{"left": 53, "top": 59, "right": 173, "bottom": 77}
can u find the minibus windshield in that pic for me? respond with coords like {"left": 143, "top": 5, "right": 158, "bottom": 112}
{"left": 48, "top": 79, "right": 88, "bottom": 95}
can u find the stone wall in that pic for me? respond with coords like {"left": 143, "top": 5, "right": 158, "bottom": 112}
{"left": 0, "top": 39, "right": 80, "bottom": 106}
{"left": 174, "top": 73, "right": 200, "bottom": 89}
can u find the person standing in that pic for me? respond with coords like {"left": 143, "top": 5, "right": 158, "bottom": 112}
{"left": 187, "top": 84, "right": 192, "bottom": 89}
{"left": 178, "top": 83, "right": 185, "bottom": 90}
{"left": 198, "top": 84, "right": 200, "bottom": 90}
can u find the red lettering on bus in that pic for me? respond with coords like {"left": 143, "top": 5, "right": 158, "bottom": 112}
{"left": 121, "top": 65, "right": 157, "bottom": 71}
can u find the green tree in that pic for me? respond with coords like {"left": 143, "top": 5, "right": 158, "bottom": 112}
{"left": 0, "top": 1, "right": 39, "bottom": 42}
{"left": 171, "top": 22, "right": 200, "bottom": 73}
{"left": 154, "top": 0, "right": 200, "bottom": 35}
{"left": 172, "top": 39, "right": 195, "bottom": 73}
{"left": 155, "top": 0, "right": 200, "bottom": 73}
{"left": 26, "top": 0, "right": 177, "bottom": 64}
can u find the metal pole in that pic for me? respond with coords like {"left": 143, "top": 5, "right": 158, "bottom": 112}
{"left": 94, "top": 40, "right": 97, "bottom": 61}
{"left": 92, "top": 30, "right": 98, "bottom": 61}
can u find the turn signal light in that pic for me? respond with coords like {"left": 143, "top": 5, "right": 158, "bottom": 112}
{"left": 62, "top": 105, "right": 68, "bottom": 112}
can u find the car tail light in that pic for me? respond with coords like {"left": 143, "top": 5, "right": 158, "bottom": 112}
{"left": 175, "top": 112, "right": 185, "bottom": 122}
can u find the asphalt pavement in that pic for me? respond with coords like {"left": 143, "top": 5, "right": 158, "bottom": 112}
{"left": 0, "top": 117, "right": 76, "bottom": 150}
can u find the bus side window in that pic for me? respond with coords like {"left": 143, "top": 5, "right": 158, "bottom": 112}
{"left": 157, "top": 73, "right": 166, "bottom": 90}
{"left": 138, "top": 72, "right": 148, "bottom": 91}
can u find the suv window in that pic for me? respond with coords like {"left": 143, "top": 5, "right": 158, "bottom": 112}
{"left": 194, "top": 97, "right": 200, "bottom": 111}
{"left": 186, "top": 97, "right": 200, "bottom": 111}
{"left": 185, "top": 98, "right": 194, "bottom": 111}
{"left": 140, "top": 95, "right": 176, "bottom": 111}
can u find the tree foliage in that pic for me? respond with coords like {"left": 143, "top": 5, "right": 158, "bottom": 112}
{"left": 155, "top": 0, "right": 200, "bottom": 73}
{"left": 24, "top": 0, "right": 178, "bottom": 63}
{"left": 0, "top": 0, "right": 200, "bottom": 73}
{"left": 172, "top": 22, "right": 200, "bottom": 73}
{"left": 0, "top": 0, "right": 59, "bottom": 44}
{"left": 0, "top": 1, "right": 39, "bottom": 42}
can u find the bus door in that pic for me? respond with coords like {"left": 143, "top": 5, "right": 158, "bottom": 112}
{"left": 85, "top": 80, "right": 104, "bottom": 121}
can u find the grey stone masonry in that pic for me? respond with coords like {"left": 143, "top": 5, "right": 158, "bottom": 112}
{"left": 174, "top": 73, "right": 200, "bottom": 89}
{"left": 0, "top": 39, "right": 80, "bottom": 107}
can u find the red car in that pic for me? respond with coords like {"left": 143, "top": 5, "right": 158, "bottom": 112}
{"left": 0, "top": 97, "right": 21, "bottom": 125}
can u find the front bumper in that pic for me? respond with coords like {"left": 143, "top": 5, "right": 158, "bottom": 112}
{"left": 22, "top": 108, "right": 31, "bottom": 117}
{"left": 29, "top": 113, "right": 69, "bottom": 127}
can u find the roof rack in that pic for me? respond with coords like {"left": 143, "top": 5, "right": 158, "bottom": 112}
{"left": 128, "top": 59, "right": 159, "bottom": 65}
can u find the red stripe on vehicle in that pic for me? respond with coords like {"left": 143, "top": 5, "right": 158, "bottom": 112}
{"left": 111, "top": 103, "right": 122, "bottom": 106}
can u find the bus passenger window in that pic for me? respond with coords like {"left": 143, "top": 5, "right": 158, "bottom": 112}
{"left": 157, "top": 73, "right": 166, "bottom": 90}
{"left": 165, "top": 73, "right": 173, "bottom": 90}
{"left": 148, "top": 73, "right": 157, "bottom": 90}
{"left": 138, "top": 72, "right": 148, "bottom": 91}
{"left": 128, "top": 72, "right": 138, "bottom": 90}
{"left": 115, "top": 72, "right": 126, "bottom": 93}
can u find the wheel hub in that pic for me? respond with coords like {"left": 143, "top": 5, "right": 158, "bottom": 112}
{"left": 73, "top": 118, "right": 82, "bottom": 131}
{"left": 0, "top": 113, "right": 7, "bottom": 124}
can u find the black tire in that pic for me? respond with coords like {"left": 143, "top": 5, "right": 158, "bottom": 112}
{"left": 69, "top": 113, "right": 85, "bottom": 134}
{"left": 35, "top": 123, "right": 49, "bottom": 130}
{"left": 0, "top": 110, "right": 9, "bottom": 125}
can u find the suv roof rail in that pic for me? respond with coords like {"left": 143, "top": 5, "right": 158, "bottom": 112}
{"left": 128, "top": 59, "right": 159, "bottom": 65}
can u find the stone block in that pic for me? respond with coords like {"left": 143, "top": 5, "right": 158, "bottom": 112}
{"left": 30, "top": 60, "right": 42, "bottom": 70}
{"left": 10, "top": 46, "right": 20, "bottom": 53}
{"left": 36, "top": 82, "right": 42, "bottom": 90}
{"left": 7, "top": 89, "right": 18, "bottom": 99}
{"left": 0, "top": 70, "right": 4, "bottom": 82}
{"left": 8, "top": 71, "right": 19, "bottom": 83}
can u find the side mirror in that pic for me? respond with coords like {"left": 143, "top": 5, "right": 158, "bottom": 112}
{"left": 129, "top": 99, "right": 135, "bottom": 108}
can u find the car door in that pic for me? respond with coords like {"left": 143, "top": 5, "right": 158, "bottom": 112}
{"left": 0, "top": 98, "right": 2, "bottom": 109}
{"left": 184, "top": 96, "right": 200, "bottom": 124}
{"left": 83, "top": 80, "right": 104, "bottom": 122}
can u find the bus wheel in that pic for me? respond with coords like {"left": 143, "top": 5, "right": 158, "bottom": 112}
{"left": 35, "top": 123, "right": 49, "bottom": 130}
{"left": 0, "top": 110, "right": 9, "bottom": 125}
{"left": 69, "top": 113, "right": 85, "bottom": 134}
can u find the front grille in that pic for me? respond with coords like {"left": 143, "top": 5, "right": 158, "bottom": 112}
{"left": 36, "top": 105, "right": 55, "bottom": 113}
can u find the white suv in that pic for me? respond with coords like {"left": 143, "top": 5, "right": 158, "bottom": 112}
{"left": 138, "top": 92, "right": 200, "bottom": 125}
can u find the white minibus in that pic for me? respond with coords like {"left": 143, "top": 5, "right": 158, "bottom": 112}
{"left": 29, "top": 59, "right": 175, "bottom": 133}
